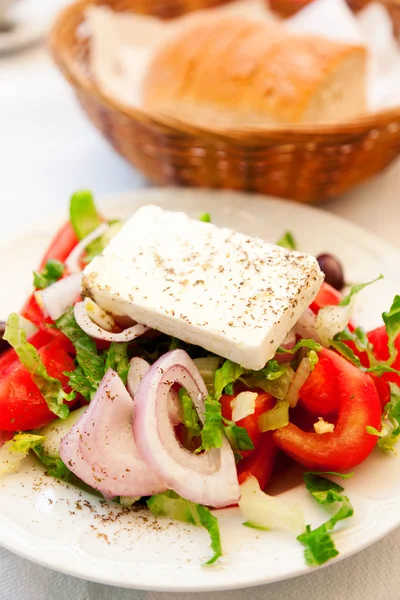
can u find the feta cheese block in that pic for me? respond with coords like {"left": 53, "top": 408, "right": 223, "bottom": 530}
{"left": 82, "top": 205, "right": 324, "bottom": 370}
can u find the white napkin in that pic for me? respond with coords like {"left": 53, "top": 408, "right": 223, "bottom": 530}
{"left": 287, "top": 0, "right": 400, "bottom": 110}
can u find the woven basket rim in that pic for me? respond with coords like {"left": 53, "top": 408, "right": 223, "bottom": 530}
{"left": 49, "top": 0, "right": 400, "bottom": 141}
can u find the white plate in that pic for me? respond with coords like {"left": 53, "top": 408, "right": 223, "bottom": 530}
{"left": 0, "top": 188, "right": 400, "bottom": 592}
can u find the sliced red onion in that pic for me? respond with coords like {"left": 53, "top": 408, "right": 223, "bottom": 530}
{"left": 83, "top": 297, "right": 115, "bottom": 331}
{"left": 285, "top": 357, "right": 312, "bottom": 408}
{"left": 274, "top": 329, "right": 296, "bottom": 363}
{"left": 39, "top": 273, "right": 82, "bottom": 321}
{"left": 60, "top": 369, "right": 166, "bottom": 498}
{"left": 133, "top": 349, "right": 240, "bottom": 508}
{"left": 128, "top": 357, "right": 182, "bottom": 426}
{"left": 65, "top": 223, "right": 109, "bottom": 274}
{"left": 294, "top": 308, "right": 322, "bottom": 344}
{"left": 74, "top": 301, "right": 150, "bottom": 342}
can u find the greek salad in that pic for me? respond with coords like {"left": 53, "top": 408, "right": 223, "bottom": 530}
{"left": 1, "top": 192, "right": 400, "bottom": 567}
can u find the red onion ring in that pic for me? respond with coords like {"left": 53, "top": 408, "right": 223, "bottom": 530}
{"left": 74, "top": 301, "right": 150, "bottom": 342}
{"left": 128, "top": 357, "right": 182, "bottom": 426}
{"left": 274, "top": 329, "right": 296, "bottom": 363}
{"left": 39, "top": 273, "right": 82, "bottom": 321}
{"left": 60, "top": 369, "right": 166, "bottom": 498}
{"left": 133, "top": 350, "right": 240, "bottom": 508}
{"left": 65, "top": 223, "right": 109, "bottom": 274}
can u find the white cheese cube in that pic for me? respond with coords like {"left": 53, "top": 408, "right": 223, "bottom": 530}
{"left": 82, "top": 205, "right": 323, "bottom": 370}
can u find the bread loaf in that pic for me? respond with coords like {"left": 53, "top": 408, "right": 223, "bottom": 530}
{"left": 143, "top": 14, "right": 367, "bottom": 126}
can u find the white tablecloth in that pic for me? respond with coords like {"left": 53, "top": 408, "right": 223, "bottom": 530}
{"left": 2, "top": 23, "right": 400, "bottom": 600}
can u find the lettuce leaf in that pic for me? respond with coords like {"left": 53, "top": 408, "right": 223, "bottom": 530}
{"left": 382, "top": 295, "right": 400, "bottom": 363}
{"left": 147, "top": 491, "right": 222, "bottom": 565}
{"left": 334, "top": 326, "right": 376, "bottom": 366}
{"left": 367, "top": 383, "right": 400, "bottom": 452}
{"left": 298, "top": 472, "right": 354, "bottom": 566}
{"left": 339, "top": 275, "right": 383, "bottom": 307}
{"left": 201, "top": 396, "right": 223, "bottom": 450}
{"left": 0, "top": 433, "right": 45, "bottom": 477}
{"left": 56, "top": 308, "right": 105, "bottom": 400}
{"left": 214, "top": 360, "right": 244, "bottom": 400}
{"left": 32, "top": 446, "right": 71, "bottom": 480}
{"left": 69, "top": 190, "right": 102, "bottom": 240}
{"left": 278, "top": 339, "right": 323, "bottom": 355}
{"left": 33, "top": 259, "right": 65, "bottom": 290}
{"left": 198, "top": 213, "right": 211, "bottom": 223}
{"left": 179, "top": 388, "right": 201, "bottom": 437}
{"left": 276, "top": 231, "right": 297, "bottom": 251}
{"left": 4, "top": 313, "right": 73, "bottom": 419}
{"left": 258, "top": 399, "right": 289, "bottom": 432}
{"left": 222, "top": 418, "right": 254, "bottom": 451}
{"left": 104, "top": 342, "right": 130, "bottom": 385}
{"left": 200, "top": 360, "right": 244, "bottom": 451}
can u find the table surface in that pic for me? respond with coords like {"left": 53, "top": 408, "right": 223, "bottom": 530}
{"left": 2, "top": 20, "right": 400, "bottom": 600}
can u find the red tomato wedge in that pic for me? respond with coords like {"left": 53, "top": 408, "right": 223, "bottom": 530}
{"left": 39, "top": 221, "right": 79, "bottom": 269}
{"left": 0, "top": 338, "right": 76, "bottom": 431}
{"left": 0, "top": 330, "right": 54, "bottom": 378}
{"left": 273, "top": 349, "right": 381, "bottom": 471}
{"left": 310, "top": 282, "right": 342, "bottom": 314}
{"left": 20, "top": 294, "right": 74, "bottom": 354}
{"left": 237, "top": 432, "right": 277, "bottom": 491}
{"left": 220, "top": 391, "right": 277, "bottom": 488}
{"left": 299, "top": 350, "right": 339, "bottom": 417}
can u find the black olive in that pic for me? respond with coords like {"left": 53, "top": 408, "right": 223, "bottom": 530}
{"left": 317, "top": 253, "right": 345, "bottom": 291}
{"left": 0, "top": 321, "right": 9, "bottom": 355}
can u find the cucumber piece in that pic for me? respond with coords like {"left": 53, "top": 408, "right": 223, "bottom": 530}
{"left": 40, "top": 406, "right": 88, "bottom": 458}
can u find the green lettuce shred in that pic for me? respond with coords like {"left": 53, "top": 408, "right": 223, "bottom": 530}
{"left": 339, "top": 275, "right": 383, "bottom": 307}
{"left": 33, "top": 259, "right": 65, "bottom": 290}
{"left": 201, "top": 396, "right": 224, "bottom": 450}
{"left": 70, "top": 190, "right": 102, "bottom": 240}
{"left": 3, "top": 313, "right": 73, "bottom": 419}
{"left": 214, "top": 360, "right": 244, "bottom": 400}
{"left": 32, "top": 446, "right": 71, "bottom": 480}
{"left": 276, "top": 231, "right": 297, "bottom": 251}
{"left": 0, "top": 433, "right": 46, "bottom": 477}
{"left": 147, "top": 491, "right": 222, "bottom": 565}
{"left": 105, "top": 342, "right": 130, "bottom": 385}
{"left": 198, "top": 213, "right": 211, "bottom": 223}
{"left": 179, "top": 388, "right": 201, "bottom": 437}
{"left": 298, "top": 472, "right": 354, "bottom": 566}
{"left": 56, "top": 308, "right": 105, "bottom": 400}
{"left": 383, "top": 295, "right": 400, "bottom": 363}
{"left": 222, "top": 417, "right": 254, "bottom": 451}
{"left": 367, "top": 383, "right": 400, "bottom": 452}
{"left": 258, "top": 399, "right": 289, "bottom": 432}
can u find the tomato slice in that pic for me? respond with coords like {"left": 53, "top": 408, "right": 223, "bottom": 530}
{"left": 0, "top": 338, "right": 76, "bottom": 431}
{"left": 20, "top": 294, "right": 74, "bottom": 354}
{"left": 310, "top": 282, "right": 342, "bottom": 314}
{"left": 273, "top": 349, "right": 381, "bottom": 471}
{"left": 39, "top": 221, "right": 79, "bottom": 269}
{"left": 237, "top": 432, "right": 277, "bottom": 490}
{"left": 299, "top": 350, "right": 339, "bottom": 417}
{"left": 220, "top": 391, "right": 277, "bottom": 489}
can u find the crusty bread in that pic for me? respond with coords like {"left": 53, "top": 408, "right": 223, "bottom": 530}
{"left": 142, "top": 14, "right": 367, "bottom": 126}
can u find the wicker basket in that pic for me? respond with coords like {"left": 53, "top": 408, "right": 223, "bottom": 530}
{"left": 50, "top": 0, "right": 400, "bottom": 204}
